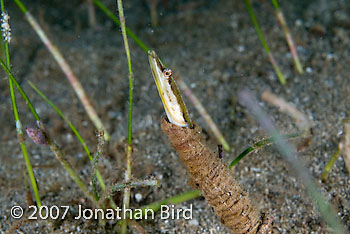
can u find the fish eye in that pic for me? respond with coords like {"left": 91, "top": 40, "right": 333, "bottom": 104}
{"left": 163, "top": 68, "right": 172, "bottom": 78}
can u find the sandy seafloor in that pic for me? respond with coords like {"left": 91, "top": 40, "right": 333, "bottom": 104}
{"left": 1, "top": 0, "right": 350, "bottom": 233}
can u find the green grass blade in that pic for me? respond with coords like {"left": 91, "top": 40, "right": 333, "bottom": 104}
{"left": 116, "top": 0, "right": 135, "bottom": 232}
{"left": 244, "top": 0, "right": 286, "bottom": 85}
{"left": 0, "top": 60, "right": 40, "bottom": 121}
{"left": 1, "top": 0, "right": 42, "bottom": 208}
{"left": 229, "top": 133, "right": 299, "bottom": 169}
{"left": 321, "top": 147, "right": 341, "bottom": 182}
{"left": 93, "top": 0, "right": 149, "bottom": 53}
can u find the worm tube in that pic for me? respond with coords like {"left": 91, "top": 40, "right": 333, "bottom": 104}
{"left": 161, "top": 118, "right": 271, "bottom": 233}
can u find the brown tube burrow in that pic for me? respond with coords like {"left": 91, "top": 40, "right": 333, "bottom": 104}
{"left": 161, "top": 118, "right": 272, "bottom": 233}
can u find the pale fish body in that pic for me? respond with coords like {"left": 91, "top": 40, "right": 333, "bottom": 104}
{"left": 148, "top": 50, "right": 192, "bottom": 128}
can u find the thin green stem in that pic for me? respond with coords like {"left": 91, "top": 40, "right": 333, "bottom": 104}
{"left": 229, "top": 133, "right": 299, "bottom": 169}
{"left": 13, "top": 0, "right": 27, "bottom": 13}
{"left": 244, "top": 0, "right": 286, "bottom": 85}
{"left": 245, "top": 0, "right": 269, "bottom": 53}
{"left": 20, "top": 142, "right": 42, "bottom": 208}
{"left": 321, "top": 147, "right": 341, "bottom": 182}
{"left": 93, "top": 0, "right": 149, "bottom": 52}
{"left": 0, "top": 60, "right": 40, "bottom": 120}
{"left": 272, "top": 0, "right": 303, "bottom": 74}
{"left": 117, "top": 0, "right": 133, "bottom": 146}
{"left": 116, "top": 0, "right": 134, "bottom": 232}
{"left": 271, "top": 0, "right": 280, "bottom": 10}
{"left": 1, "top": 0, "right": 42, "bottom": 208}
{"left": 268, "top": 53, "right": 286, "bottom": 85}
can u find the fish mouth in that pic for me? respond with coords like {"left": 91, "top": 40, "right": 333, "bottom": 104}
{"left": 148, "top": 50, "right": 165, "bottom": 100}
{"left": 148, "top": 50, "right": 165, "bottom": 72}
